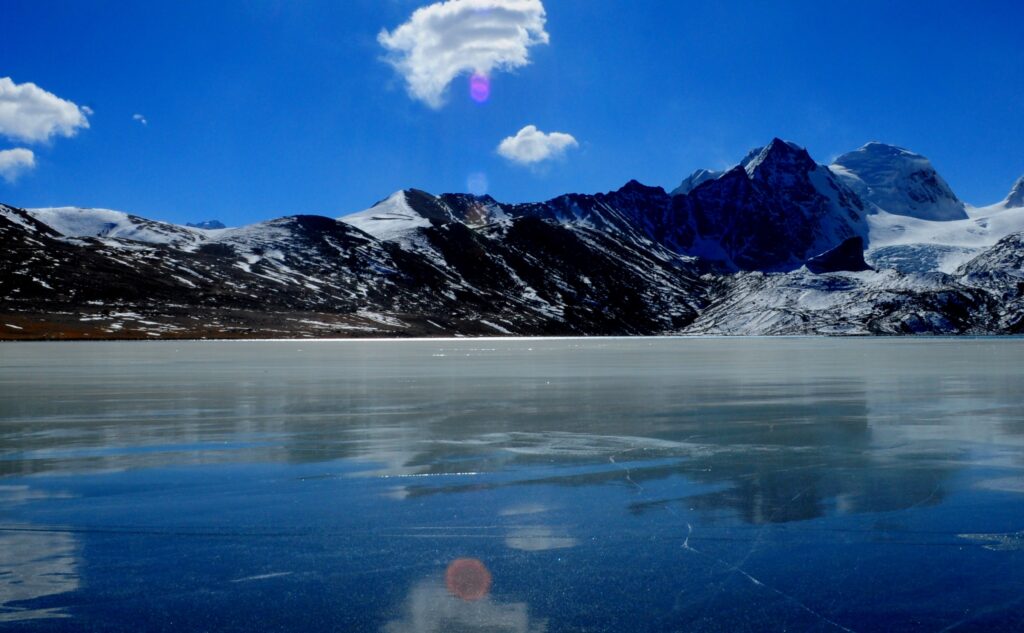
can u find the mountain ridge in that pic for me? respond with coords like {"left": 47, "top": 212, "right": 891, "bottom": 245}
{"left": 3, "top": 139, "right": 1023, "bottom": 339}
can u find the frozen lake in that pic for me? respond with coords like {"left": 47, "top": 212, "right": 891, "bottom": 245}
{"left": 1, "top": 338, "right": 1023, "bottom": 631}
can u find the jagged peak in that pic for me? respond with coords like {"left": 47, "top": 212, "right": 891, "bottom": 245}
{"left": 743, "top": 138, "right": 816, "bottom": 177}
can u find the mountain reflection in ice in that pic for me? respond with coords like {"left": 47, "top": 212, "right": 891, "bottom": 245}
{"left": 4, "top": 339, "right": 1019, "bottom": 530}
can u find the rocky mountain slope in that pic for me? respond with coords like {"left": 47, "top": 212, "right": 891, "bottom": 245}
{"left": 2, "top": 140, "right": 1022, "bottom": 339}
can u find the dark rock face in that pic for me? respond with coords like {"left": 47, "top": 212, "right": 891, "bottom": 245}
{"left": 672, "top": 140, "right": 866, "bottom": 271}
{"left": 505, "top": 140, "right": 866, "bottom": 273}
{"left": 806, "top": 237, "right": 872, "bottom": 274}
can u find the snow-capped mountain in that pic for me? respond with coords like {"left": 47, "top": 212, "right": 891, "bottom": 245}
{"left": 345, "top": 190, "right": 449, "bottom": 242}
{"left": 3, "top": 138, "right": 1023, "bottom": 339}
{"left": 769, "top": 143, "right": 1024, "bottom": 275}
{"left": 830, "top": 142, "right": 967, "bottom": 221}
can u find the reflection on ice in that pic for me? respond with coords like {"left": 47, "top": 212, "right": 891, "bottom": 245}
{"left": 499, "top": 503, "right": 550, "bottom": 517}
{"left": 504, "top": 526, "right": 577, "bottom": 552}
{"left": 0, "top": 528, "right": 80, "bottom": 622}
{"left": 959, "top": 531, "right": 1024, "bottom": 551}
{"left": 384, "top": 576, "right": 546, "bottom": 633}
{"left": 0, "top": 485, "right": 80, "bottom": 622}
{"left": 498, "top": 504, "right": 578, "bottom": 551}
{"left": 2, "top": 340, "right": 1024, "bottom": 632}
{"left": 5, "top": 340, "right": 1024, "bottom": 528}
{"left": 975, "top": 476, "right": 1024, "bottom": 494}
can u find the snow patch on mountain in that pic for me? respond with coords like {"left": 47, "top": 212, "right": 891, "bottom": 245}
{"left": 27, "top": 207, "right": 208, "bottom": 249}
{"left": 681, "top": 266, "right": 991, "bottom": 336}
{"left": 866, "top": 204, "right": 1024, "bottom": 273}
{"left": 1, "top": 204, "right": 44, "bottom": 233}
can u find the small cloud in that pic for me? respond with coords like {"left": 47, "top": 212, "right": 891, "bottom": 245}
{"left": 497, "top": 124, "right": 577, "bottom": 165}
{"left": 379, "top": 0, "right": 549, "bottom": 108}
{"left": 0, "top": 148, "right": 36, "bottom": 183}
{"left": 0, "top": 77, "right": 90, "bottom": 143}
{"left": 132, "top": 114, "right": 147, "bottom": 126}
{"left": 81, "top": 106, "right": 94, "bottom": 116}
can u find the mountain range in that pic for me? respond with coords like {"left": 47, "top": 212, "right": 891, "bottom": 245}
{"left": 2, "top": 140, "right": 1023, "bottom": 339}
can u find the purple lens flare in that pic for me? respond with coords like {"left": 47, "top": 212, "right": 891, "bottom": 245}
{"left": 469, "top": 73, "right": 490, "bottom": 103}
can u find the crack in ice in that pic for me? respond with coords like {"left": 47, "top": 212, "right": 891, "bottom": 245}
{"left": 681, "top": 523, "right": 857, "bottom": 633}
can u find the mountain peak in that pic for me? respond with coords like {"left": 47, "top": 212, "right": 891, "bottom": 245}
{"left": 340, "top": 190, "right": 436, "bottom": 241}
{"left": 856, "top": 141, "right": 920, "bottom": 158}
{"left": 743, "top": 138, "right": 816, "bottom": 178}
{"left": 831, "top": 143, "right": 967, "bottom": 221}
{"left": 617, "top": 179, "right": 665, "bottom": 196}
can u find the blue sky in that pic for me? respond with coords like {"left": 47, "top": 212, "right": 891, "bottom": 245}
{"left": 2, "top": 0, "right": 1023, "bottom": 226}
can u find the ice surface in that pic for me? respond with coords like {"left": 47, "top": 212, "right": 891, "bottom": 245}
{"left": 2, "top": 339, "right": 1024, "bottom": 631}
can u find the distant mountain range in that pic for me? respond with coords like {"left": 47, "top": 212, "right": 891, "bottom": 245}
{"left": 2, "top": 140, "right": 1023, "bottom": 339}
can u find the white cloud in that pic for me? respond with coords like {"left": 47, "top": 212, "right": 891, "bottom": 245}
{"left": 0, "top": 148, "right": 36, "bottom": 183}
{"left": 81, "top": 106, "right": 94, "bottom": 116}
{"left": 379, "top": 0, "right": 549, "bottom": 108}
{"left": 133, "top": 114, "right": 147, "bottom": 126}
{"left": 497, "top": 124, "right": 577, "bottom": 165}
{"left": 0, "top": 77, "right": 90, "bottom": 143}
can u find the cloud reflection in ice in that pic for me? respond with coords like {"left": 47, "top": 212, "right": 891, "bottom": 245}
{"left": 505, "top": 526, "right": 577, "bottom": 552}
{"left": 0, "top": 528, "right": 80, "bottom": 622}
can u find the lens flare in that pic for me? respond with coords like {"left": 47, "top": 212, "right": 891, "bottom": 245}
{"left": 466, "top": 172, "right": 489, "bottom": 196}
{"left": 469, "top": 73, "right": 490, "bottom": 103}
{"left": 445, "top": 558, "right": 492, "bottom": 601}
